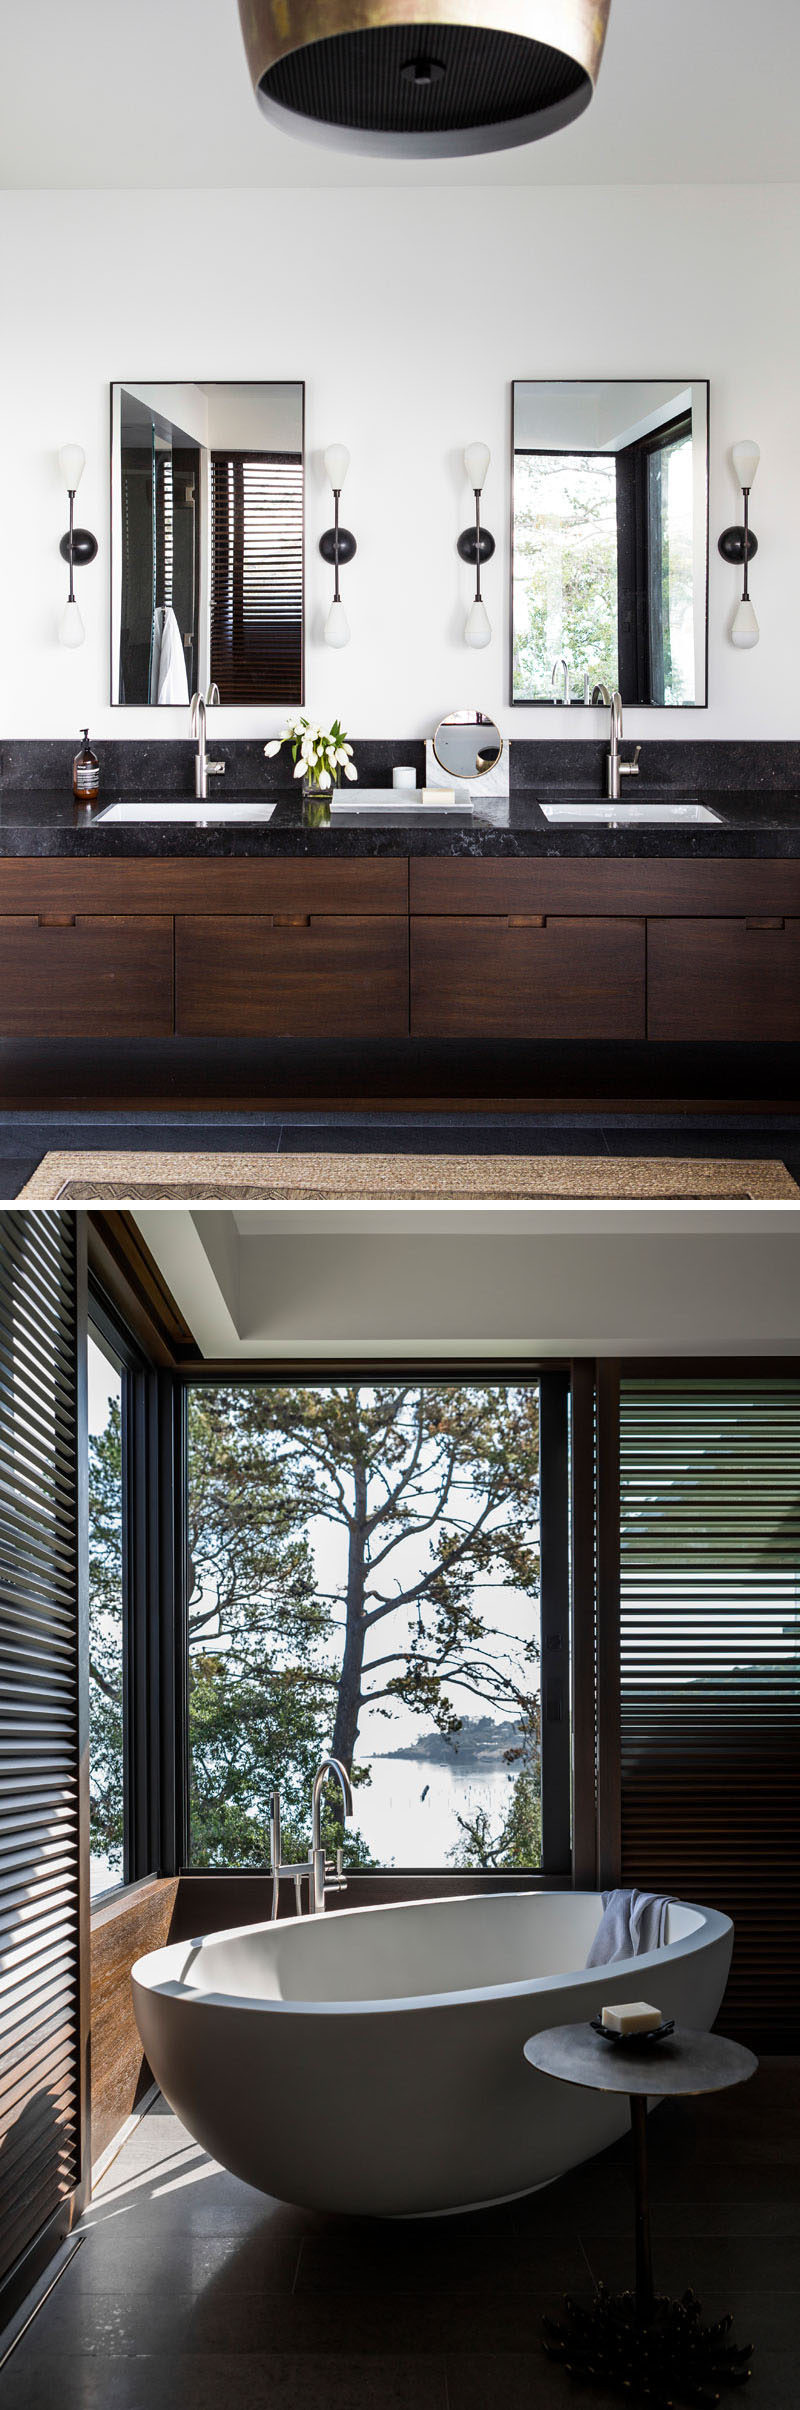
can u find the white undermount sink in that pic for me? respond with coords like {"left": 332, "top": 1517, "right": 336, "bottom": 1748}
{"left": 539, "top": 800, "right": 721, "bottom": 825}
{"left": 94, "top": 799, "right": 278, "bottom": 823}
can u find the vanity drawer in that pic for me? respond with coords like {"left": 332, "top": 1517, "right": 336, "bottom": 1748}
{"left": 0, "top": 915, "right": 174, "bottom": 1039}
{"left": 175, "top": 914, "right": 409, "bottom": 1039}
{"left": 648, "top": 918, "right": 800, "bottom": 1040}
{"left": 410, "top": 916, "right": 646, "bottom": 1041}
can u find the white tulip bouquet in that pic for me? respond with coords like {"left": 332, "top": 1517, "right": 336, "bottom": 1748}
{"left": 264, "top": 714, "right": 357, "bottom": 794}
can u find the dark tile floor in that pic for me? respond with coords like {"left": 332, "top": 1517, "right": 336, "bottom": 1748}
{"left": 2, "top": 1110, "right": 800, "bottom": 1199}
{"left": 3, "top": 2063, "right": 798, "bottom": 2407}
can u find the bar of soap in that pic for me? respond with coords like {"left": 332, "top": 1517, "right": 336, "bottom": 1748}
{"left": 601, "top": 2001, "right": 662, "bottom": 2035}
{"left": 420, "top": 786, "right": 456, "bottom": 805}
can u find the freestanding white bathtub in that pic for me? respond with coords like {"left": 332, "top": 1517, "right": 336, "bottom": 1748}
{"left": 132, "top": 1889, "right": 732, "bottom": 2217}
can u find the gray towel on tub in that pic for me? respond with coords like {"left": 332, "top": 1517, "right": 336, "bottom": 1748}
{"left": 586, "top": 1887, "right": 670, "bottom": 1967}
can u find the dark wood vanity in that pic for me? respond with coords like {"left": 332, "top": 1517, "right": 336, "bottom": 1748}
{"left": 2, "top": 851, "right": 798, "bottom": 1052}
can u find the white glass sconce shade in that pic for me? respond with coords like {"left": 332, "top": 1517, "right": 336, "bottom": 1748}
{"left": 324, "top": 597, "right": 351, "bottom": 648}
{"left": 732, "top": 440, "right": 760, "bottom": 492}
{"left": 324, "top": 443, "right": 350, "bottom": 492}
{"left": 731, "top": 595, "right": 759, "bottom": 649}
{"left": 59, "top": 443, "right": 85, "bottom": 493}
{"left": 465, "top": 595, "right": 491, "bottom": 649}
{"left": 59, "top": 597, "right": 85, "bottom": 648}
{"left": 464, "top": 441, "right": 490, "bottom": 493}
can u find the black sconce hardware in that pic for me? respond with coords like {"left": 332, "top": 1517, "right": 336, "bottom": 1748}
{"left": 320, "top": 444, "right": 356, "bottom": 647}
{"left": 58, "top": 444, "right": 98, "bottom": 647}
{"left": 460, "top": 442, "right": 493, "bottom": 648}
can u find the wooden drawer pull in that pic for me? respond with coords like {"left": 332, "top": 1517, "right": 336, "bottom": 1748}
{"left": 272, "top": 913, "right": 311, "bottom": 928}
{"left": 37, "top": 913, "right": 76, "bottom": 928}
{"left": 508, "top": 913, "right": 546, "bottom": 929}
{"left": 746, "top": 917, "right": 785, "bottom": 931}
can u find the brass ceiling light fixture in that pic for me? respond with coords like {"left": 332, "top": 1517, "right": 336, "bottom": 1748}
{"left": 237, "top": 1, "right": 612, "bottom": 159}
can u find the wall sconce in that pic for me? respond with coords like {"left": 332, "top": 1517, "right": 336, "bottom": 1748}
{"left": 458, "top": 442, "right": 494, "bottom": 649}
{"left": 58, "top": 445, "right": 98, "bottom": 647}
{"left": 718, "top": 440, "right": 760, "bottom": 649}
{"left": 320, "top": 444, "right": 356, "bottom": 647}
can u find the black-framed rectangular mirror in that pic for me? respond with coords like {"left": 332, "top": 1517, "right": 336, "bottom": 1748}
{"left": 111, "top": 381, "right": 305, "bottom": 707}
{"left": 511, "top": 380, "right": 709, "bottom": 708}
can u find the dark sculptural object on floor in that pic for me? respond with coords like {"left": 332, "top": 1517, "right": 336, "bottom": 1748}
{"left": 543, "top": 2280, "right": 753, "bottom": 2405}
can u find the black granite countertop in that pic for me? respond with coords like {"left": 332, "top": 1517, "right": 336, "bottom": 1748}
{"left": 1, "top": 784, "right": 800, "bottom": 859}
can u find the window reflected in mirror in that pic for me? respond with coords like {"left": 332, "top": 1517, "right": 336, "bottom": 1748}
{"left": 511, "top": 381, "right": 708, "bottom": 707}
{"left": 111, "top": 382, "right": 305, "bottom": 707}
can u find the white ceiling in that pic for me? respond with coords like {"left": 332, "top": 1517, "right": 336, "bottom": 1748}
{"left": 3, "top": 0, "right": 800, "bottom": 189}
{"left": 134, "top": 1206, "right": 800, "bottom": 1361}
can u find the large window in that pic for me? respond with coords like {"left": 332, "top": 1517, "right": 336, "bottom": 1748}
{"left": 186, "top": 1380, "right": 551, "bottom": 1873}
{"left": 87, "top": 1330, "right": 126, "bottom": 1898}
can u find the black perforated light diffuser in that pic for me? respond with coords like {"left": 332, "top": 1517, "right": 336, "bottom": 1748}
{"left": 237, "top": 4, "right": 611, "bottom": 158}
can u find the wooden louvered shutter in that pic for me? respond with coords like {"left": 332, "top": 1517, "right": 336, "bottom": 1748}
{"left": 618, "top": 1376, "right": 800, "bottom": 2049}
{"left": 0, "top": 1212, "right": 85, "bottom": 2305}
{"left": 210, "top": 450, "right": 303, "bottom": 703}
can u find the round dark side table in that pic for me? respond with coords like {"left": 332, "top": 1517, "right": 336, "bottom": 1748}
{"left": 523, "top": 2022, "right": 758, "bottom": 2406}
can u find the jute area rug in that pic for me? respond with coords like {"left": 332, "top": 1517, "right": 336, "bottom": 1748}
{"left": 16, "top": 1152, "right": 800, "bottom": 1203}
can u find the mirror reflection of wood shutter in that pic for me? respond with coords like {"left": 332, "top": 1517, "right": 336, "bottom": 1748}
{"left": 210, "top": 451, "right": 303, "bottom": 703}
{"left": 0, "top": 1212, "right": 84, "bottom": 2306}
{"left": 619, "top": 1376, "right": 800, "bottom": 2048}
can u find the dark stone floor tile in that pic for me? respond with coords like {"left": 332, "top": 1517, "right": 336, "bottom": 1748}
{"left": 746, "top": 2350, "right": 800, "bottom": 2409}
{"left": 445, "top": 2350, "right": 621, "bottom": 2410}
{"left": 649, "top": 2196, "right": 800, "bottom": 2241}
{"left": 292, "top": 2212, "right": 574, "bottom": 2298}
{"left": 20, "top": 2261, "right": 591, "bottom": 2362}
{"left": 275, "top": 1126, "right": 608, "bottom": 1156}
{"left": 578, "top": 2234, "right": 800, "bottom": 2320}
{"left": 66, "top": 2227, "right": 303, "bottom": 2298}
{"left": 0, "top": 1157, "right": 38, "bottom": 1197}
{"left": 16, "top": 1126, "right": 284, "bottom": 1158}
{"left": 0, "top": 2352, "right": 448, "bottom": 2410}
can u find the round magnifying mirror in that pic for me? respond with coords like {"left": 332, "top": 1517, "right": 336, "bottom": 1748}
{"left": 432, "top": 711, "right": 503, "bottom": 782}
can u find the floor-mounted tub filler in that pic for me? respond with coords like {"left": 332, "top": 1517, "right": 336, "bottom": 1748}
{"left": 131, "top": 1890, "right": 732, "bottom": 2218}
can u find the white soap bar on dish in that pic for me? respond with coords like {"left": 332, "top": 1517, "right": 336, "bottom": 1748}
{"left": 600, "top": 2001, "right": 662, "bottom": 2035}
{"left": 420, "top": 786, "right": 456, "bottom": 805}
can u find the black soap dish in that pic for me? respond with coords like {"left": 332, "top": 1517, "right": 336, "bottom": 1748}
{"left": 590, "top": 2016, "right": 675, "bottom": 2048}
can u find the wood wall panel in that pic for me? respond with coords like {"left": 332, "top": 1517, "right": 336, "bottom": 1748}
{"left": 90, "top": 1878, "right": 178, "bottom": 2168}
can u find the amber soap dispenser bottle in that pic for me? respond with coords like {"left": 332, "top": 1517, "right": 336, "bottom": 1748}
{"left": 73, "top": 728, "right": 99, "bottom": 802}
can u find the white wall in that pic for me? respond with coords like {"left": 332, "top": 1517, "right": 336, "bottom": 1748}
{"left": 1, "top": 183, "right": 797, "bottom": 745}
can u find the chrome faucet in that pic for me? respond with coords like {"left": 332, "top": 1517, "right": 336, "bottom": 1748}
{"left": 268, "top": 1787, "right": 314, "bottom": 1921}
{"left": 268, "top": 1756, "right": 354, "bottom": 1922}
{"left": 310, "top": 1756, "right": 353, "bottom": 1914}
{"left": 551, "top": 656, "right": 571, "bottom": 707}
{"left": 190, "top": 692, "right": 225, "bottom": 801}
{"left": 606, "top": 689, "right": 641, "bottom": 801}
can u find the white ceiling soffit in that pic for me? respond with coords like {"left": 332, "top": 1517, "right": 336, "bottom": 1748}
{"left": 132, "top": 1206, "right": 800, "bottom": 1361}
{"left": 3, "top": 0, "right": 800, "bottom": 188}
